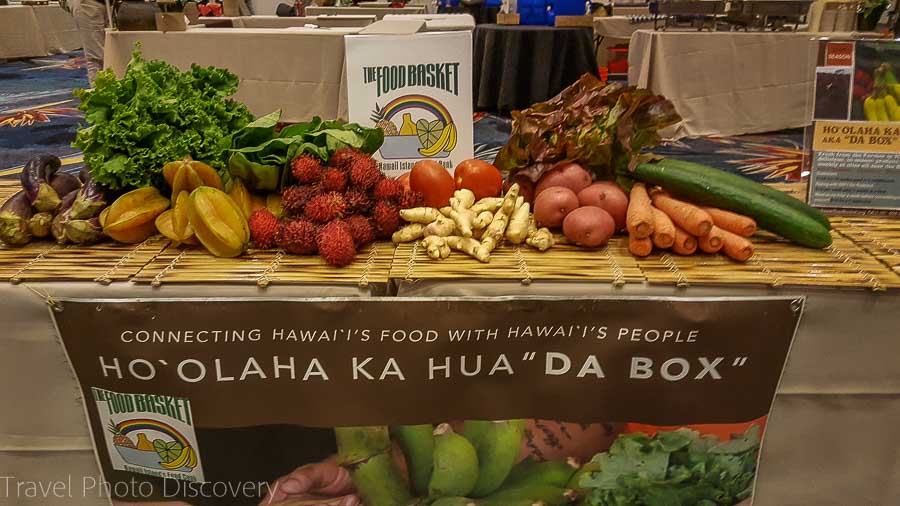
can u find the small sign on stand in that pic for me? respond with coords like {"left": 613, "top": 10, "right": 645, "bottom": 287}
{"left": 807, "top": 39, "right": 900, "bottom": 215}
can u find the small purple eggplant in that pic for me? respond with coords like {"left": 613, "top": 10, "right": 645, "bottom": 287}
{"left": 28, "top": 212, "right": 53, "bottom": 238}
{"left": 51, "top": 190, "right": 78, "bottom": 244}
{"left": 49, "top": 172, "right": 82, "bottom": 199}
{"left": 70, "top": 174, "right": 108, "bottom": 220}
{"left": 21, "top": 155, "right": 62, "bottom": 213}
{"left": 0, "top": 191, "right": 34, "bottom": 246}
{"left": 65, "top": 216, "right": 104, "bottom": 245}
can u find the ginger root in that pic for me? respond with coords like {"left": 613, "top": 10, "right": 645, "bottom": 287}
{"left": 400, "top": 207, "right": 443, "bottom": 224}
{"left": 446, "top": 236, "right": 489, "bottom": 263}
{"left": 505, "top": 200, "right": 530, "bottom": 244}
{"left": 448, "top": 189, "right": 477, "bottom": 238}
{"left": 424, "top": 215, "right": 456, "bottom": 237}
{"left": 392, "top": 223, "right": 425, "bottom": 243}
{"left": 481, "top": 183, "right": 520, "bottom": 255}
{"left": 453, "top": 189, "right": 476, "bottom": 209}
{"left": 472, "top": 197, "right": 503, "bottom": 215}
{"left": 422, "top": 236, "right": 451, "bottom": 260}
{"left": 474, "top": 211, "right": 494, "bottom": 230}
{"left": 526, "top": 227, "right": 555, "bottom": 251}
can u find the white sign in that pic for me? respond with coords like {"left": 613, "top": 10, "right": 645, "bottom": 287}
{"left": 93, "top": 387, "right": 205, "bottom": 483}
{"left": 345, "top": 32, "right": 474, "bottom": 178}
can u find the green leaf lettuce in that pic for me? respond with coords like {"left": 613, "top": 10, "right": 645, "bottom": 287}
{"left": 72, "top": 44, "right": 253, "bottom": 191}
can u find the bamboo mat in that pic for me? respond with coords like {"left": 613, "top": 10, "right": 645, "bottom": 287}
{"left": 130, "top": 242, "right": 393, "bottom": 288}
{"left": 632, "top": 232, "right": 898, "bottom": 291}
{"left": 1, "top": 179, "right": 898, "bottom": 290}
{"left": 0, "top": 237, "right": 170, "bottom": 284}
{"left": 832, "top": 216, "right": 900, "bottom": 278}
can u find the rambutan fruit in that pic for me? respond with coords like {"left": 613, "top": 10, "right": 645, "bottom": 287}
{"left": 397, "top": 189, "right": 425, "bottom": 210}
{"left": 345, "top": 215, "right": 375, "bottom": 247}
{"left": 281, "top": 185, "right": 319, "bottom": 217}
{"left": 317, "top": 220, "right": 357, "bottom": 267}
{"left": 304, "top": 192, "right": 347, "bottom": 223}
{"left": 372, "top": 201, "right": 401, "bottom": 238}
{"left": 373, "top": 178, "right": 403, "bottom": 201}
{"left": 329, "top": 147, "right": 364, "bottom": 171}
{"left": 276, "top": 219, "right": 318, "bottom": 255}
{"left": 344, "top": 188, "right": 373, "bottom": 214}
{"left": 320, "top": 168, "right": 348, "bottom": 192}
{"left": 349, "top": 157, "right": 382, "bottom": 190}
{"left": 291, "top": 155, "right": 323, "bottom": 183}
{"left": 248, "top": 209, "right": 279, "bottom": 249}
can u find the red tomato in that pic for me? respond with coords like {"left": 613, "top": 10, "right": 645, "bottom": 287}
{"left": 396, "top": 172, "right": 411, "bottom": 192}
{"left": 410, "top": 160, "right": 455, "bottom": 208}
{"left": 454, "top": 159, "right": 503, "bottom": 200}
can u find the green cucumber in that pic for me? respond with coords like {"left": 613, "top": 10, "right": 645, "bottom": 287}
{"left": 630, "top": 161, "right": 833, "bottom": 248}
{"left": 649, "top": 158, "right": 832, "bottom": 229}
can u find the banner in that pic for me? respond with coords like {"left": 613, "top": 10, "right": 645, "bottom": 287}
{"left": 345, "top": 32, "right": 475, "bottom": 178}
{"left": 53, "top": 296, "right": 802, "bottom": 506}
{"left": 808, "top": 40, "right": 900, "bottom": 213}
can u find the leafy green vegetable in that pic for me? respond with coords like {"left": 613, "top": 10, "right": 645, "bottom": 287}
{"left": 227, "top": 110, "right": 384, "bottom": 191}
{"left": 72, "top": 44, "right": 253, "bottom": 191}
{"left": 493, "top": 74, "right": 681, "bottom": 183}
{"left": 579, "top": 425, "right": 761, "bottom": 506}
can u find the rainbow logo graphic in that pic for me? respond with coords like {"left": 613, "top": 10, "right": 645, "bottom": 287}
{"left": 371, "top": 94, "right": 458, "bottom": 160}
{"left": 110, "top": 418, "right": 199, "bottom": 473}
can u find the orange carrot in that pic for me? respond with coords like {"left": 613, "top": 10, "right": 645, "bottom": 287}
{"left": 651, "top": 193, "right": 713, "bottom": 237}
{"left": 650, "top": 207, "right": 675, "bottom": 249}
{"left": 720, "top": 228, "right": 754, "bottom": 262}
{"left": 629, "top": 234, "right": 653, "bottom": 257}
{"left": 698, "top": 226, "right": 725, "bottom": 253}
{"left": 701, "top": 206, "right": 757, "bottom": 237}
{"left": 626, "top": 183, "right": 654, "bottom": 239}
{"left": 671, "top": 226, "right": 697, "bottom": 255}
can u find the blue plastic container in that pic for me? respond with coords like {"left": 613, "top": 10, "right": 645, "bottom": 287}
{"left": 517, "top": 0, "right": 551, "bottom": 25}
{"left": 517, "top": 0, "right": 585, "bottom": 25}
{"left": 552, "top": 0, "right": 586, "bottom": 16}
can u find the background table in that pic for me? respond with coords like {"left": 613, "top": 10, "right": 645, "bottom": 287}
{"left": 105, "top": 28, "right": 352, "bottom": 123}
{"left": 306, "top": 5, "right": 427, "bottom": 19}
{"left": 628, "top": 29, "right": 817, "bottom": 138}
{"left": 474, "top": 24, "right": 599, "bottom": 111}
{"left": 0, "top": 4, "right": 80, "bottom": 60}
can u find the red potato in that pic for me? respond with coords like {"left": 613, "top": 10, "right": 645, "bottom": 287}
{"left": 577, "top": 182, "right": 628, "bottom": 231}
{"left": 535, "top": 163, "right": 593, "bottom": 196}
{"left": 533, "top": 186, "right": 579, "bottom": 228}
{"left": 563, "top": 206, "right": 616, "bottom": 247}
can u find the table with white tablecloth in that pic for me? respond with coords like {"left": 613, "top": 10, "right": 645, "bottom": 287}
{"left": 628, "top": 29, "right": 817, "bottom": 138}
{"left": 306, "top": 4, "right": 426, "bottom": 19}
{"left": 0, "top": 4, "right": 80, "bottom": 59}
{"left": 104, "top": 27, "right": 353, "bottom": 122}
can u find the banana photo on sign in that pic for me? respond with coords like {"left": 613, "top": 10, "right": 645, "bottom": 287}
{"left": 345, "top": 32, "right": 475, "bottom": 178}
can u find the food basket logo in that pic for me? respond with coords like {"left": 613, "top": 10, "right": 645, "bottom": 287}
{"left": 372, "top": 94, "right": 457, "bottom": 160}
{"left": 93, "top": 388, "right": 204, "bottom": 482}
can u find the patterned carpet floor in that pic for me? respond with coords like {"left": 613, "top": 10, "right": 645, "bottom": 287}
{"left": 1, "top": 52, "right": 805, "bottom": 183}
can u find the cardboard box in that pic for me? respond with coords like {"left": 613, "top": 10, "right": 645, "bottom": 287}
{"left": 555, "top": 15, "right": 594, "bottom": 27}
{"left": 497, "top": 13, "right": 520, "bottom": 25}
{"left": 155, "top": 13, "right": 187, "bottom": 32}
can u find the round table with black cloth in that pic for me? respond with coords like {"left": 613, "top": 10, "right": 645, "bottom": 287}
{"left": 473, "top": 24, "right": 599, "bottom": 112}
